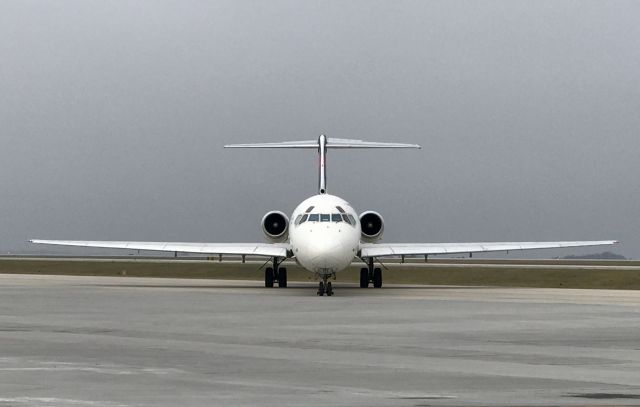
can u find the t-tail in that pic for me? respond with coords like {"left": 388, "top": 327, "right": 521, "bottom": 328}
{"left": 225, "top": 135, "right": 421, "bottom": 194}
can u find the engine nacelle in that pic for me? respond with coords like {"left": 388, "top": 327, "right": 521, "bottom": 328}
{"left": 359, "top": 211, "right": 384, "bottom": 242}
{"left": 261, "top": 211, "right": 289, "bottom": 242}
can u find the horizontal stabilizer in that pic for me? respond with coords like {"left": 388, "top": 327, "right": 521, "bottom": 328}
{"left": 225, "top": 140, "right": 319, "bottom": 149}
{"left": 326, "top": 138, "right": 421, "bottom": 149}
{"left": 225, "top": 137, "right": 421, "bottom": 149}
{"left": 226, "top": 134, "right": 420, "bottom": 194}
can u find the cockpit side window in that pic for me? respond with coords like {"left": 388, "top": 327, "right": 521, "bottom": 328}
{"left": 331, "top": 214, "right": 342, "bottom": 222}
{"left": 342, "top": 214, "right": 352, "bottom": 225}
{"left": 347, "top": 214, "right": 356, "bottom": 225}
{"left": 320, "top": 214, "right": 330, "bottom": 222}
{"left": 336, "top": 206, "right": 346, "bottom": 214}
{"left": 294, "top": 214, "right": 303, "bottom": 225}
{"left": 308, "top": 214, "right": 319, "bottom": 222}
{"left": 305, "top": 206, "right": 314, "bottom": 213}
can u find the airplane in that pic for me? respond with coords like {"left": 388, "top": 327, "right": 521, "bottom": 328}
{"left": 31, "top": 135, "right": 618, "bottom": 296}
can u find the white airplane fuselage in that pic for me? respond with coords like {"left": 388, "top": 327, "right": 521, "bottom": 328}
{"left": 288, "top": 194, "right": 361, "bottom": 276}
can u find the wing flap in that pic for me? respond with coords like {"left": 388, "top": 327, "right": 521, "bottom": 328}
{"left": 29, "top": 240, "right": 288, "bottom": 257}
{"left": 360, "top": 240, "right": 619, "bottom": 258}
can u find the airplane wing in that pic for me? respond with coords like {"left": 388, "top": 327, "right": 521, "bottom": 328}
{"left": 359, "top": 240, "right": 619, "bottom": 258}
{"left": 29, "top": 240, "right": 289, "bottom": 257}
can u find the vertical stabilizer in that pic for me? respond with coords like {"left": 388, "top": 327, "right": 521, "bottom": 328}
{"left": 318, "top": 135, "right": 327, "bottom": 194}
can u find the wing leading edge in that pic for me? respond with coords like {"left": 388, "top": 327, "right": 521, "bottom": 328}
{"left": 30, "top": 239, "right": 619, "bottom": 261}
{"left": 29, "top": 240, "right": 289, "bottom": 258}
{"left": 360, "top": 240, "right": 619, "bottom": 258}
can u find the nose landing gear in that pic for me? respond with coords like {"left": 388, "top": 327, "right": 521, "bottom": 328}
{"left": 317, "top": 274, "right": 334, "bottom": 296}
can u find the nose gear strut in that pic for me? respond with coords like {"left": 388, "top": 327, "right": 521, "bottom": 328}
{"left": 317, "top": 273, "right": 335, "bottom": 296}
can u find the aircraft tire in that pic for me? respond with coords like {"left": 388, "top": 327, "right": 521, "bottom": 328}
{"left": 326, "top": 282, "right": 333, "bottom": 296}
{"left": 373, "top": 267, "right": 382, "bottom": 288}
{"left": 317, "top": 281, "right": 325, "bottom": 296}
{"left": 359, "top": 268, "right": 369, "bottom": 288}
{"left": 278, "top": 268, "right": 287, "bottom": 287}
{"left": 265, "top": 267, "right": 274, "bottom": 288}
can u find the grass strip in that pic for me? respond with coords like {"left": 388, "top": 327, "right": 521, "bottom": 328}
{"left": 1, "top": 258, "right": 639, "bottom": 289}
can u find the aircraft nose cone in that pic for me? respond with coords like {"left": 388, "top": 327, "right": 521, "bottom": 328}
{"left": 301, "top": 236, "right": 338, "bottom": 257}
{"left": 310, "top": 242, "right": 341, "bottom": 263}
{"left": 296, "top": 236, "right": 346, "bottom": 273}
{"left": 310, "top": 239, "right": 341, "bottom": 255}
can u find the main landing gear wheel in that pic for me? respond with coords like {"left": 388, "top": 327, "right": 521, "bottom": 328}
{"left": 363, "top": 258, "right": 383, "bottom": 289}
{"left": 359, "top": 268, "right": 369, "bottom": 288}
{"left": 265, "top": 257, "right": 288, "bottom": 288}
{"left": 317, "top": 281, "right": 325, "bottom": 296}
{"left": 326, "top": 282, "right": 333, "bottom": 296}
{"left": 265, "top": 267, "right": 274, "bottom": 288}
{"left": 373, "top": 267, "right": 382, "bottom": 288}
{"left": 278, "top": 267, "right": 287, "bottom": 288}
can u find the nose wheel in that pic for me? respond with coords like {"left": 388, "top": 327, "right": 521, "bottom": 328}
{"left": 317, "top": 276, "right": 333, "bottom": 296}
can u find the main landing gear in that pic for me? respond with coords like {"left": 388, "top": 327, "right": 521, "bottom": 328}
{"left": 317, "top": 274, "right": 334, "bottom": 296}
{"left": 360, "top": 258, "right": 382, "bottom": 288}
{"left": 265, "top": 257, "right": 287, "bottom": 288}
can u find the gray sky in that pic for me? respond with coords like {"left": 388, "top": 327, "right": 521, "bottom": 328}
{"left": 1, "top": 0, "right": 638, "bottom": 257}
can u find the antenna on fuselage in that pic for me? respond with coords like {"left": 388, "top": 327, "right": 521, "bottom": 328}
{"left": 225, "top": 135, "right": 421, "bottom": 195}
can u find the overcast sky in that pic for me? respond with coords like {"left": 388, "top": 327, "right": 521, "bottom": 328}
{"left": 1, "top": 0, "right": 638, "bottom": 258}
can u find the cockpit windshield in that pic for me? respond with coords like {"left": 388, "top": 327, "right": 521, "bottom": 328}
{"left": 297, "top": 212, "right": 353, "bottom": 226}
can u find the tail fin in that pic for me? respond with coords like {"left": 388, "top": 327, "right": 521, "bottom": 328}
{"left": 225, "top": 135, "right": 421, "bottom": 194}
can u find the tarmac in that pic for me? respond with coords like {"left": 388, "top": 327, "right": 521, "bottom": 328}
{"left": 1, "top": 274, "right": 639, "bottom": 406}
{"left": 4, "top": 257, "right": 640, "bottom": 270}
